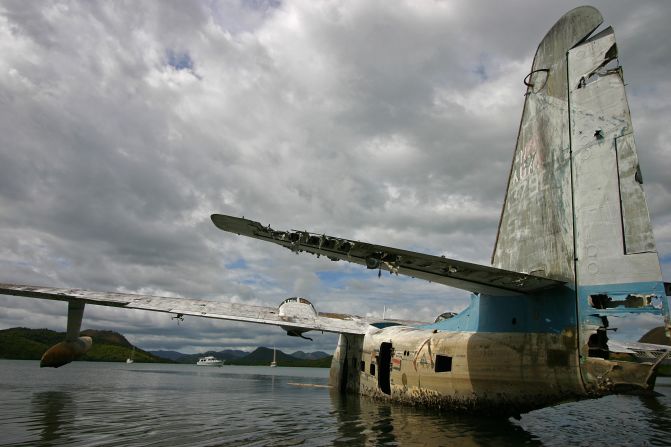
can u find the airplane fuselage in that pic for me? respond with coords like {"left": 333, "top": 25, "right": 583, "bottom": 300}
{"left": 338, "top": 328, "right": 582, "bottom": 413}
{"left": 329, "top": 288, "right": 665, "bottom": 414}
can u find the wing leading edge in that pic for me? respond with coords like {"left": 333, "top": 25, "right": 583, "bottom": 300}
{"left": 211, "top": 214, "right": 565, "bottom": 296}
{"left": 0, "top": 283, "right": 371, "bottom": 335}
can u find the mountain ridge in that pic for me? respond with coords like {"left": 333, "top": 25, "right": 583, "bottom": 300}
{"left": 0, "top": 327, "right": 332, "bottom": 367}
{"left": 151, "top": 346, "right": 332, "bottom": 368}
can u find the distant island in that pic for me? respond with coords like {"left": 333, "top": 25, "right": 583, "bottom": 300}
{"left": 0, "top": 327, "right": 333, "bottom": 368}
{"left": 157, "top": 346, "right": 332, "bottom": 367}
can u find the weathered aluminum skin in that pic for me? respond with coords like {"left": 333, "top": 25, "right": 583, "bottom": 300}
{"left": 329, "top": 7, "right": 670, "bottom": 412}
{"left": 211, "top": 214, "right": 564, "bottom": 296}
{"left": 492, "top": 6, "right": 603, "bottom": 282}
{"left": 330, "top": 326, "right": 585, "bottom": 414}
{"left": 0, "top": 283, "right": 371, "bottom": 335}
{"left": 361, "top": 327, "right": 583, "bottom": 413}
{"left": 330, "top": 323, "right": 666, "bottom": 414}
{"left": 568, "top": 27, "right": 662, "bottom": 287}
{"left": 567, "top": 27, "right": 669, "bottom": 391}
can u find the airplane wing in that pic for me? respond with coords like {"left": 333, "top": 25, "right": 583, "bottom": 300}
{"left": 608, "top": 340, "right": 670, "bottom": 355}
{"left": 0, "top": 283, "right": 371, "bottom": 335}
{"left": 608, "top": 340, "right": 670, "bottom": 367}
{"left": 211, "top": 214, "right": 565, "bottom": 296}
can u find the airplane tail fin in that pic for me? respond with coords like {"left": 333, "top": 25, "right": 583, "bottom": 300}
{"left": 491, "top": 6, "right": 603, "bottom": 283}
{"left": 491, "top": 7, "right": 664, "bottom": 290}
{"left": 492, "top": 7, "right": 668, "bottom": 390}
{"left": 568, "top": 26, "right": 662, "bottom": 289}
{"left": 567, "top": 27, "right": 668, "bottom": 384}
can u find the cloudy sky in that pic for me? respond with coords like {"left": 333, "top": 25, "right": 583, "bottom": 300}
{"left": 1, "top": 1, "right": 670, "bottom": 354}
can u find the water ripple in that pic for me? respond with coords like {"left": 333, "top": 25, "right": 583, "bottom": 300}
{"left": 1, "top": 361, "right": 670, "bottom": 446}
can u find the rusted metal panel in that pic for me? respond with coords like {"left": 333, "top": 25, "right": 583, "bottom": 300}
{"left": 616, "top": 133, "right": 656, "bottom": 254}
{"left": 568, "top": 25, "right": 668, "bottom": 395}
{"left": 356, "top": 325, "right": 665, "bottom": 412}
{"left": 355, "top": 326, "right": 586, "bottom": 413}
{"left": 329, "top": 333, "right": 365, "bottom": 393}
{"left": 581, "top": 357, "right": 664, "bottom": 394}
{"left": 211, "top": 214, "right": 564, "bottom": 295}
{"left": 491, "top": 6, "right": 603, "bottom": 282}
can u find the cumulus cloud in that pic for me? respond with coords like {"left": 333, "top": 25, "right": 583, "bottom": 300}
{"left": 1, "top": 0, "right": 669, "bottom": 353}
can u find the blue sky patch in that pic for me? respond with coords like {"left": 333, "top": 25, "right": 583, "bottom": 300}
{"left": 472, "top": 52, "right": 491, "bottom": 82}
{"left": 241, "top": 0, "right": 281, "bottom": 11}
{"left": 316, "top": 270, "right": 346, "bottom": 285}
{"left": 166, "top": 50, "right": 194, "bottom": 71}
{"left": 473, "top": 63, "right": 488, "bottom": 81}
{"left": 225, "top": 258, "right": 248, "bottom": 269}
{"left": 317, "top": 268, "right": 408, "bottom": 288}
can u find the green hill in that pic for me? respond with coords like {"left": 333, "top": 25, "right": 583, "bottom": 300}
{"left": 0, "top": 328, "right": 332, "bottom": 367}
{"left": 0, "top": 327, "right": 170, "bottom": 364}
{"left": 639, "top": 326, "right": 670, "bottom": 345}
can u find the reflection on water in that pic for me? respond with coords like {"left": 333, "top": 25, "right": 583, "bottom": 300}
{"left": 330, "top": 392, "right": 539, "bottom": 447}
{"left": 31, "top": 391, "right": 75, "bottom": 445}
{"left": 637, "top": 391, "right": 671, "bottom": 446}
{"left": 1, "top": 360, "right": 670, "bottom": 446}
{"left": 514, "top": 386, "right": 671, "bottom": 446}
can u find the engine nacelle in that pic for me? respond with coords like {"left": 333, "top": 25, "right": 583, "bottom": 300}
{"left": 40, "top": 336, "right": 93, "bottom": 368}
{"left": 278, "top": 297, "right": 317, "bottom": 318}
{"left": 278, "top": 297, "right": 317, "bottom": 340}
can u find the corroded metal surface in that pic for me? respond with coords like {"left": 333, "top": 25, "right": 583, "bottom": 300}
{"left": 211, "top": 214, "right": 564, "bottom": 295}
{"left": 40, "top": 337, "right": 92, "bottom": 368}
{"left": 492, "top": 6, "right": 603, "bottom": 282}
{"left": 355, "top": 326, "right": 585, "bottom": 414}
{"left": 330, "top": 333, "right": 365, "bottom": 393}
{"left": 569, "top": 28, "right": 662, "bottom": 287}
{"left": 348, "top": 324, "right": 666, "bottom": 413}
{"left": 567, "top": 25, "right": 668, "bottom": 392}
{"left": 617, "top": 134, "right": 656, "bottom": 254}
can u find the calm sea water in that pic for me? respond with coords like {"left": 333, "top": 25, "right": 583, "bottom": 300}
{"left": 1, "top": 359, "right": 670, "bottom": 446}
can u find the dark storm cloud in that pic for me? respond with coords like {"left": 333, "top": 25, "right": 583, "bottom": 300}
{"left": 1, "top": 1, "right": 669, "bottom": 353}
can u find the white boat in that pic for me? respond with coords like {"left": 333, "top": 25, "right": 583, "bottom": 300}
{"left": 270, "top": 347, "right": 277, "bottom": 367}
{"left": 196, "top": 356, "right": 223, "bottom": 367}
{"left": 126, "top": 347, "right": 135, "bottom": 364}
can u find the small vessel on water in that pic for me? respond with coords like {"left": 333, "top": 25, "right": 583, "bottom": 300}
{"left": 270, "top": 347, "right": 277, "bottom": 367}
{"left": 196, "top": 356, "right": 223, "bottom": 367}
{"left": 126, "top": 347, "right": 135, "bottom": 364}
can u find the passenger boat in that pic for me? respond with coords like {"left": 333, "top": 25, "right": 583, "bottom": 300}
{"left": 196, "top": 356, "right": 223, "bottom": 367}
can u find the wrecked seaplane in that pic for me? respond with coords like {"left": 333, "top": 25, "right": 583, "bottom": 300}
{"left": 1, "top": 6, "right": 670, "bottom": 414}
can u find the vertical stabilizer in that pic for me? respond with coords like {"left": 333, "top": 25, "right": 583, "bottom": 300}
{"left": 568, "top": 27, "right": 661, "bottom": 287}
{"left": 567, "top": 27, "right": 668, "bottom": 385}
{"left": 495, "top": 7, "right": 668, "bottom": 393}
{"left": 492, "top": 7, "right": 603, "bottom": 282}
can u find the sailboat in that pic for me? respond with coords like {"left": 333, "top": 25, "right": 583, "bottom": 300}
{"left": 126, "top": 346, "right": 135, "bottom": 364}
{"left": 270, "top": 346, "right": 277, "bottom": 367}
